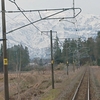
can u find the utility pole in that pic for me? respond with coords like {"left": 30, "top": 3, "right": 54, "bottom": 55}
{"left": 41, "top": 30, "right": 56, "bottom": 89}
{"left": 50, "top": 30, "right": 54, "bottom": 89}
{"left": 66, "top": 61, "right": 69, "bottom": 75}
{"left": 1, "top": 0, "right": 9, "bottom": 100}
{"left": 66, "top": 42, "right": 69, "bottom": 75}
{"left": 73, "top": 53, "right": 75, "bottom": 72}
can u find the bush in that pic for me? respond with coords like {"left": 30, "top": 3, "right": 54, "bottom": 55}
{"left": 55, "top": 63, "right": 65, "bottom": 70}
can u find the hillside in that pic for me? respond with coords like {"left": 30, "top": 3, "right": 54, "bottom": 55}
{"left": 0, "top": 12, "right": 100, "bottom": 59}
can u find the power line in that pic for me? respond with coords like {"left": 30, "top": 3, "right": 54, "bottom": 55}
{"left": 6, "top": 20, "right": 41, "bottom": 49}
{"left": 6, "top": 14, "right": 41, "bottom": 37}
{"left": 6, "top": 7, "right": 81, "bottom": 34}
{"left": 6, "top": 10, "right": 64, "bottom": 34}
{"left": 9, "top": 0, "right": 41, "bottom": 32}
{"left": 5, "top": 8, "right": 81, "bottom": 13}
{"left": 6, "top": 14, "right": 52, "bottom": 53}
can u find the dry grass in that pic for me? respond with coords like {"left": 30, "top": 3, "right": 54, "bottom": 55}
{"left": 0, "top": 65, "right": 100, "bottom": 100}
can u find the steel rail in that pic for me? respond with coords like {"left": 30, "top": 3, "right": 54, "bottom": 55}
{"left": 71, "top": 71, "right": 86, "bottom": 100}
{"left": 72, "top": 68, "right": 90, "bottom": 100}
{"left": 88, "top": 68, "right": 90, "bottom": 100}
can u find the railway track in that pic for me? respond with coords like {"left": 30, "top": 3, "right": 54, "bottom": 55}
{"left": 72, "top": 67, "right": 90, "bottom": 100}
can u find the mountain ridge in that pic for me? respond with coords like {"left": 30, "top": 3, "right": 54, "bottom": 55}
{"left": 0, "top": 13, "right": 100, "bottom": 59}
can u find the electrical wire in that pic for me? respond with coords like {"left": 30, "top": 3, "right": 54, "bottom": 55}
{"left": 7, "top": 0, "right": 81, "bottom": 49}
{"left": 6, "top": 14, "right": 37, "bottom": 34}
{"left": 5, "top": 11, "right": 51, "bottom": 53}
{"left": 9, "top": 0, "right": 41, "bottom": 32}
{"left": 5, "top": 15, "right": 42, "bottom": 51}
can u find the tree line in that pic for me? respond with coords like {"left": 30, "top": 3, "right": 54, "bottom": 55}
{"left": 0, "top": 31, "right": 100, "bottom": 72}
{"left": 53, "top": 31, "right": 100, "bottom": 66}
{"left": 0, "top": 44, "right": 30, "bottom": 72}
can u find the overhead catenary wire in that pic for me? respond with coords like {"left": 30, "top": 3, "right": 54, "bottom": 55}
{"left": 6, "top": 17, "right": 42, "bottom": 50}
{"left": 3, "top": 0, "right": 83, "bottom": 99}
{"left": 6, "top": 15, "right": 42, "bottom": 43}
{"left": 6, "top": 7, "right": 81, "bottom": 34}
{"left": 6, "top": 10, "right": 65, "bottom": 34}
{"left": 6, "top": 8, "right": 62, "bottom": 53}
{"left": 8, "top": 9, "right": 79, "bottom": 45}
{"left": 7, "top": 0, "right": 82, "bottom": 50}
{"left": 9, "top": 0, "right": 41, "bottom": 32}
{"left": 5, "top": 7, "right": 81, "bottom": 13}
{"left": 6, "top": 14, "right": 42, "bottom": 39}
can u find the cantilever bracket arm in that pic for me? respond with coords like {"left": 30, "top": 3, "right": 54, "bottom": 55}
{"left": 6, "top": 7, "right": 82, "bottom": 34}
{"left": 46, "top": 8, "right": 82, "bottom": 20}
{"left": 5, "top": 7, "right": 81, "bottom": 13}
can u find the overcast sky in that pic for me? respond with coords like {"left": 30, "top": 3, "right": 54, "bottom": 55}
{"left": 2, "top": 0, "right": 100, "bottom": 15}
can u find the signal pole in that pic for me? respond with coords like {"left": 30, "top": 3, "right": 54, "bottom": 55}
{"left": 41, "top": 30, "right": 57, "bottom": 89}
{"left": 50, "top": 30, "right": 54, "bottom": 89}
{"left": 1, "top": 0, "right": 9, "bottom": 100}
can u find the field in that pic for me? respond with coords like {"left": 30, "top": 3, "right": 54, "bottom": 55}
{"left": 0, "top": 64, "right": 100, "bottom": 100}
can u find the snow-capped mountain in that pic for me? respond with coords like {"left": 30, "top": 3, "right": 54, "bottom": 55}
{"left": 0, "top": 12, "right": 100, "bottom": 59}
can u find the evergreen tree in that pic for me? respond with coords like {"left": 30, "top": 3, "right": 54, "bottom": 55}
{"left": 8, "top": 45, "right": 30, "bottom": 71}
{"left": 96, "top": 31, "right": 100, "bottom": 66}
{"left": 86, "top": 37, "right": 95, "bottom": 62}
{"left": 69, "top": 39, "right": 77, "bottom": 63}
{"left": 53, "top": 36, "right": 62, "bottom": 64}
{"left": 62, "top": 38, "right": 77, "bottom": 64}
{"left": 62, "top": 38, "right": 69, "bottom": 63}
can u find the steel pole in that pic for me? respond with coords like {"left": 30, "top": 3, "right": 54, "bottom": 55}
{"left": 50, "top": 30, "right": 54, "bottom": 89}
{"left": 1, "top": 0, "right": 9, "bottom": 99}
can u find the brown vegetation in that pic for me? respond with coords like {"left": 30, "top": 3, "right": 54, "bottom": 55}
{"left": 0, "top": 65, "right": 100, "bottom": 100}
